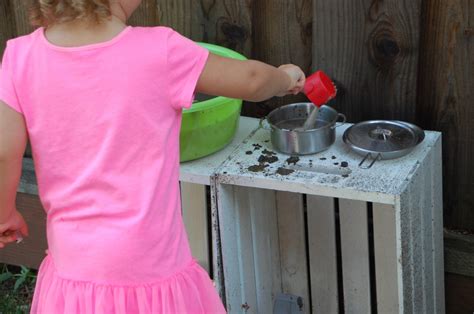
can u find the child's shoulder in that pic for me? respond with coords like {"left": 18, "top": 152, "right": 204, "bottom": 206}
{"left": 5, "top": 28, "right": 42, "bottom": 49}
{"left": 129, "top": 26, "right": 182, "bottom": 42}
{"left": 2, "top": 28, "right": 41, "bottom": 63}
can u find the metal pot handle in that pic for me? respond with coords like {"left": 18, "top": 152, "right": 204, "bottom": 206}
{"left": 331, "top": 113, "right": 347, "bottom": 129}
{"left": 359, "top": 153, "right": 382, "bottom": 169}
{"left": 259, "top": 117, "right": 272, "bottom": 131}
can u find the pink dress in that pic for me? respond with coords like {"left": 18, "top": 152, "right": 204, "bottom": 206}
{"left": 0, "top": 26, "right": 226, "bottom": 313}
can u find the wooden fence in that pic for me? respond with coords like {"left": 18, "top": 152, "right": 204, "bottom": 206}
{"left": 0, "top": 0, "right": 472, "bottom": 230}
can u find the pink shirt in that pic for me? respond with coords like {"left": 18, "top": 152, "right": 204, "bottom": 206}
{"left": 0, "top": 26, "right": 209, "bottom": 284}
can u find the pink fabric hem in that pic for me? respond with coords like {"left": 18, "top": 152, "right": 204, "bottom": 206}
{"left": 31, "top": 255, "right": 226, "bottom": 314}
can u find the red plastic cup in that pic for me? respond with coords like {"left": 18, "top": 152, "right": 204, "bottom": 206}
{"left": 304, "top": 71, "right": 337, "bottom": 107}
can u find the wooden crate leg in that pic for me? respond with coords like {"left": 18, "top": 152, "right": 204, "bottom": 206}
{"left": 396, "top": 140, "right": 445, "bottom": 314}
{"left": 307, "top": 195, "right": 339, "bottom": 314}
{"left": 181, "top": 182, "right": 210, "bottom": 273}
{"left": 339, "top": 199, "right": 371, "bottom": 314}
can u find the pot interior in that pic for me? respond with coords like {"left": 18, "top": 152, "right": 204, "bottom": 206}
{"left": 268, "top": 103, "right": 338, "bottom": 131}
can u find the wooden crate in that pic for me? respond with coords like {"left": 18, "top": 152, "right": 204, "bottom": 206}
{"left": 214, "top": 124, "right": 444, "bottom": 313}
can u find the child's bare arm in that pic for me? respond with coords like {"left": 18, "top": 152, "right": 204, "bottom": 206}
{"left": 196, "top": 53, "right": 305, "bottom": 102}
{"left": 0, "top": 101, "right": 28, "bottom": 247}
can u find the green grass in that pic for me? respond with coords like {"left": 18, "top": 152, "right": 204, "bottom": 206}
{"left": 0, "top": 264, "right": 37, "bottom": 314}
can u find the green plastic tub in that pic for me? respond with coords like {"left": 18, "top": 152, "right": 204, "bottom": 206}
{"left": 180, "top": 43, "right": 247, "bottom": 162}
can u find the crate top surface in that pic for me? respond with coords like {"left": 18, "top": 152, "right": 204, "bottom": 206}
{"left": 19, "top": 117, "right": 441, "bottom": 204}
{"left": 179, "top": 117, "right": 259, "bottom": 185}
{"left": 216, "top": 122, "right": 441, "bottom": 204}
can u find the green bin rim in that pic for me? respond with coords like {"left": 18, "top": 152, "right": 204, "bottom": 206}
{"left": 183, "top": 42, "right": 247, "bottom": 113}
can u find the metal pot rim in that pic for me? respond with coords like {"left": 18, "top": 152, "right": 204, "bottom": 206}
{"left": 267, "top": 103, "right": 340, "bottom": 132}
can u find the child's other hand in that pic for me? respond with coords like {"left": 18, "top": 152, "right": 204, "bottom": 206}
{"left": 277, "top": 64, "right": 306, "bottom": 96}
{"left": 0, "top": 209, "right": 29, "bottom": 248}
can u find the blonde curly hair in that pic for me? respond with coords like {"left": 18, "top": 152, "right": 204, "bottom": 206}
{"left": 29, "top": 0, "right": 112, "bottom": 27}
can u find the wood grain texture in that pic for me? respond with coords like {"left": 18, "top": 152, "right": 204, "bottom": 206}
{"left": 248, "top": 188, "right": 282, "bottom": 314}
{"left": 445, "top": 272, "right": 474, "bottom": 314}
{"left": 128, "top": 0, "right": 160, "bottom": 27}
{"left": 444, "top": 230, "right": 474, "bottom": 277}
{"left": 0, "top": 0, "right": 15, "bottom": 55}
{"left": 245, "top": 0, "right": 312, "bottom": 117}
{"left": 312, "top": 0, "right": 421, "bottom": 122}
{"left": 10, "top": 0, "right": 34, "bottom": 36}
{"left": 155, "top": 0, "right": 201, "bottom": 39}
{"left": 181, "top": 183, "right": 210, "bottom": 273}
{"left": 234, "top": 186, "right": 258, "bottom": 314}
{"left": 373, "top": 203, "right": 400, "bottom": 314}
{"left": 198, "top": 0, "right": 253, "bottom": 57}
{"left": 417, "top": 0, "right": 474, "bottom": 231}
{"left": 0, "top": 193, "right": 47, "bottom": 269}
{"left": 339, "top": 199, "right": 371, "bottom": 314}
{"left": 307, "top": 195, "right": 339, "bottom": 314}
{"left": 275, "top": 192, "right": 310, "bottom": 312}
{"left": 156, "top": 0, "right": 253, "bottom": 55}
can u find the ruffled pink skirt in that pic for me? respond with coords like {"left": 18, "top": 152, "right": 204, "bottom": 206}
{"left": 30, "top": 255, "right": 226, "bottom": 313}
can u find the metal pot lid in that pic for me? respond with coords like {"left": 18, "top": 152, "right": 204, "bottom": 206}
{"left": 343, "top": 120, "right": 425, "bottom": 154}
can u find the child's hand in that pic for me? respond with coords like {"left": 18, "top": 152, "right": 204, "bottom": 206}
{"left": 277, "top": 64, "right": 306, "bottom": 96}
{"left": 0, "top": 209, "right": 29, "bottom": 248}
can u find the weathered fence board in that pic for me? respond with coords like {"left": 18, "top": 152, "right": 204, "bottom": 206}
{"left": 128, "top": 0, "right": 160, "bottom": 27}
{"left": 155, "top": 0, "right": 254, "bottom": 57}
{"left": 250, "top": 0, "right": 313, "bottom": 114}
{"left": 312, "top": 0, "right": 422, "bottom": 123}
{"left": 417, "top": 0, "right": 474, "bottom": 230}
{"left": 0, "top": 0, "right": 15, "bottom": 53}
{"left": 11, "top": 0, "right": 33, "bottom": 36}
{"left": 0, "top": 193, "right": 47, "bottom": 269}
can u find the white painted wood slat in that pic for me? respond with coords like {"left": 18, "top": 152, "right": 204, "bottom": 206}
{"left": 373, "top": 203, "right": 399, "bottom": 313}
{"left": 217, "top": 185, "right": 284, "bottom": 313}
{"left": 217, "top": 184, "right": 244, "bottom": 312}
{"left": 339, "top": 199, "right": 371, "bottom": 314}
{"left": 181, "top": 183, "right": 210, "bottom": 272}
{"left": 408, "top": 169, "right": 425, "bottom": 314}
{"left": 307, "top": 195, "right": 339, "bottom": 314}
{"left": 421, "top": 150, "right": 435, "bottom": 314}
{"left": 249, "top": 188, "right": 282, "bottom": 314}
{"left": 276, "top": 192, "right": 310, "bottom": 312}
{"left": 234, "top": 186, "right": 258, "bottom": 314}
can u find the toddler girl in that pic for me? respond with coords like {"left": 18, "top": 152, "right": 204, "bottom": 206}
{"left": 0, "top": 0, "right": 305, "bottom": 312}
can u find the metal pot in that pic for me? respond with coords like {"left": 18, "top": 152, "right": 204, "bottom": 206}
{"left": 260, "top": 103, "right": 346, "bottom": 155}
